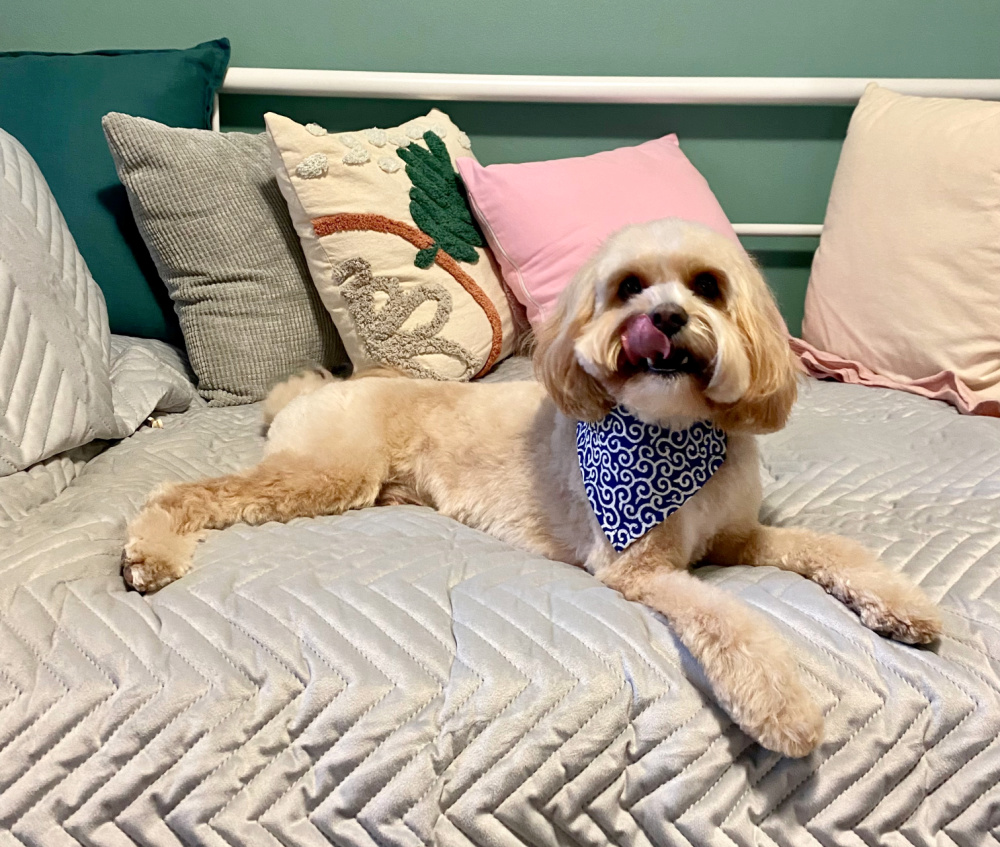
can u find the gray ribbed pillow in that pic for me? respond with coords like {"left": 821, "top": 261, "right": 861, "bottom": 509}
{"left": 103, "top": 113, "right": 347, "bottom": 405}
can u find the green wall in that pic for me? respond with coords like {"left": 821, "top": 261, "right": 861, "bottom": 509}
{"left": 5, "top": 1, "right": 999, "bottom": 333}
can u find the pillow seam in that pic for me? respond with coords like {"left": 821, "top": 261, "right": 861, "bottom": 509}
{"left": 465, "top": 189, "right": 540, "bottom": 315}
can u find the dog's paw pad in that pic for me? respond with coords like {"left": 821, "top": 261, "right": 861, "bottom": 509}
{"left": 121, "top": 559, "right": 147, "bottom": 593}
{"left": 121, "top": 546, "right": 177, "bottom": 594}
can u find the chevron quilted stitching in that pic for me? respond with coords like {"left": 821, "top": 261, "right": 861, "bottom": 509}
{"left": 8, "top": 695, "right": 121, "bottom": 835}
{"left": 517, "top": 591, "right": 681, "bottom": 766}
{"left": 533, "top": 605, "right": 695, "bottom": 833}
{"left": 531, "top": 682, "right": 630, "bottom": 807}
{"left": 0, "top": 374, "right": 999, "bottom": 845}
{"left": 753, "top": 646, "right": 887, "bottom": 818}
{"left": 56, "top": 626, "right": 165, "bottom": 831}
{"left": 106, "top": 634, "right": 258, "bottom": 844}
{"left": 204, "top": 638, "right": 347, "bottom": 839}
{"left": 2, "top": 132, "right": 193, "bottom": 478}
{"left": 248, "top": 585, "right": 407, "bottom": 829}
{"left": 169, "top": 696, "right": 302, "bottom": 842}
{"left": 909, "top": 704, "right": 999, "bottom": 823}
{"left": 0, "top": 670, "right": 111, "bottom": 831}
{"left": 939, "top": 772, "right": 1000, "bottom": 845}
{"left": 452, "top": 596, "right": 668, "bottom": 840}
{"left": 560, "top": 593, "right": 679, "bottom": 697}
{"left": 0, "top": 678, "right": 64, "bottom": 782}
{"left": 945, "top": 620, "right": 1000, "bottom": 674}
{"left": 9, "top": 607, "right": 175, "bottom": 832}
{"left": 451, "top": 593, "right": 583, "bottom": 787}
{"left": 250, "top": 573, "right": 449, "bottom": 825}
{"left": 752, "top": 620, "right": 981, "bottom": 843}
{"left": 716, "top": 678, "right": 830, "bottom": 840}
{"left": 300, "top": 624, "right": 443, "bottom": 842}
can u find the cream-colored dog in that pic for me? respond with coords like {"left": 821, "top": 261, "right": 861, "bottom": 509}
{"left": 122, "top": 218, "right": 941, "bottom": 757}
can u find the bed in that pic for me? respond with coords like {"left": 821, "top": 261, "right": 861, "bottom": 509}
{"left": 2, "top": 71, "right": 999, "bottom": 846}
{"left": 0, "top": 339, "right": 996, "bottom": 845}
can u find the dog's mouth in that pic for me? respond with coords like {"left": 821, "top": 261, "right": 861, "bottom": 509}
{"left": 626, "top": 347, "right": 701, "bottom": 377}
{"left": 618, "top": 314, "right": 704, "bottom": 379}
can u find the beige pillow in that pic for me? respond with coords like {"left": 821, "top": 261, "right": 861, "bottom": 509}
{"left": 795, "top": 83, "right": 1000, "bottom": 416}
{"left": 266, "top": 109, "right": 517, "bottom": 380}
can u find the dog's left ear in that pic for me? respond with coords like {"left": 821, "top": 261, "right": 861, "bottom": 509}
{"left": 533, "top": 272, "right": 614, "bottom": 422}
{"left": 712, "top": 260, "right": 798, "bottom": 433}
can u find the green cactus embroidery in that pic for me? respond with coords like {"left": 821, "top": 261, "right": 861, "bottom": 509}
{"left": 396, "top": 131, "right": 484, "bottom": 269}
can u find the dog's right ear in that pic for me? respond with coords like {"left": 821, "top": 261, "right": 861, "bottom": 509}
{"left": 533, "top": 275, "right": 614, "bottom": 422}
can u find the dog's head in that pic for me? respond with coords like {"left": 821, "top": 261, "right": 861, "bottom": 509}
{"left": 534, "top": 218, "right": 798, "bottom": 433}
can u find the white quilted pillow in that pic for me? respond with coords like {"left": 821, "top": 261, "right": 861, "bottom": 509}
{"left": 0, "top": 128, "right": 122, "bottom": 475}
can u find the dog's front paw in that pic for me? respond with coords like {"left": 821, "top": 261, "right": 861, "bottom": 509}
{"left": 121, "top": 504, "right": 200, "bottom": 593}
{"left": 730, "top": 669, "right": 824, "bottom": 758}
{"left": 822, "top": 570, "right": 942, "bottom": 645}
{"left": 751, "top": 697, "right": 824, "bottom": 759}
{"left": 707, "top": 631, "right": 824, "bottom": 757}
{"left": 850, "top": 586, "right": 942, "bottom": 645}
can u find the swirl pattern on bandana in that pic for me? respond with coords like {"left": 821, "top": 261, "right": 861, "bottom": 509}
{"left": 576, "top": 406, "right": 727, "bottom": 552}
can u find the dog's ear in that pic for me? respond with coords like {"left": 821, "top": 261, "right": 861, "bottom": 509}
{"left": 712, "top": 259, "right": 798, "bottom": 434}
{"left": 533, "top": 272, "right": 614, "bottom": 422}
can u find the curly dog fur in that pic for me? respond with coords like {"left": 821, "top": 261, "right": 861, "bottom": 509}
{"left": 122, "top": 219, "right": 941, "bottom": 757}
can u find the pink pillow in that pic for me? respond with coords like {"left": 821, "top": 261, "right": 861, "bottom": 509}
{"left": 457, "top": 135, "right": 740, "bottom": 327}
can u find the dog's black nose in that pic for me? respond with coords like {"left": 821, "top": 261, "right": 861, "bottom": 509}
{"left": 651, "top": 307, "right": 688, "bottom": 337}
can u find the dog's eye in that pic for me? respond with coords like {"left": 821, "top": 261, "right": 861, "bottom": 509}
{"left": 617, "top": 274, "right": 644, "bottom": 300}
{"left": 691, "top": 271, "right": 721, "bottom": 301}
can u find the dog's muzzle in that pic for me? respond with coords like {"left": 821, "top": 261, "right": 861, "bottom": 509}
{"left": 620, "top": 311, "right": 700, "bottom": 376}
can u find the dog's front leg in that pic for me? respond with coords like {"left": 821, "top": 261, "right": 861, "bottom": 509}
{"left": 709, "top": 526, "right": 941, "bottom": 645}
{"left": 595, "top": 543, "right": 823, "bottom": 758}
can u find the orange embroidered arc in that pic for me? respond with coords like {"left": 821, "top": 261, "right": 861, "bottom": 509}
{"left": 312, "top": 213, "right": 503, "bottom": 377}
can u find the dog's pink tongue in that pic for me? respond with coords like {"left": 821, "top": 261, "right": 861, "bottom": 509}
{"left": 621, "top": 314, "right": 671, "bottom": 365}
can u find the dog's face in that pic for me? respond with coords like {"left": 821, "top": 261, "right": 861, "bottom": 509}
{"left": 534, "top": 218, "right": 798, "bottom": 433}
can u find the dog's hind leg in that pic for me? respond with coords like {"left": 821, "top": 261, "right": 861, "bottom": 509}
{"left": 122, "top": 451, "right": 386, "bottom": 593}
{"left": 596, "top": 549, "right": 824, "bottom": 758}
{"left": 708, "top": 525, "right": 941, "bottom": 645}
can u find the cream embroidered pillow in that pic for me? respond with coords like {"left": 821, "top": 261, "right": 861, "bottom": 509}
{"left": 266, "top": 109, "right": 516, "bottom": 380}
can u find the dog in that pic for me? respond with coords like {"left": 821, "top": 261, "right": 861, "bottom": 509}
{"left": 121, "top": 218, "right": 941, "bottom": 757}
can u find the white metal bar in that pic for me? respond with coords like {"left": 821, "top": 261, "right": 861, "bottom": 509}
{"left": 219, "top": 68, "right": 1000, "bottom": 105}
{"left": 210, "top": 93, "right": 220, "bottom": 131}
{"left": 732, "top": 223, "right": 822, "bottom": 237}
{"left": 215, "top": 70, "right": 998, "bottom": 236}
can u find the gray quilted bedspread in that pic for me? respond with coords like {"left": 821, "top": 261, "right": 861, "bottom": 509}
{"left": 1, "top": 356, "right": 998, "bottom": 846}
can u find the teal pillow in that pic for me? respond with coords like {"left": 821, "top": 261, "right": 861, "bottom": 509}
{"left": 0, "top": 39, "right": 230, "bottom": 341}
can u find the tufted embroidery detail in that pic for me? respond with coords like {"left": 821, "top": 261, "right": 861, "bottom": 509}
{"left": 342, "top": 148, "right": 370, "bottom": 165}
{"left": 311, "top": 212, "right": 502, "bottom": 377}
{"left": 338, "top": 133, "right": 370, "bottom": 165}
{"left": 295, "top": 153, "right": 329, "bottom": 179}
{"left": 396, "top": 131, "right": 483, "bottom": 268}
{"left": 336, "top": 257, "right": 475, "bottom": 380}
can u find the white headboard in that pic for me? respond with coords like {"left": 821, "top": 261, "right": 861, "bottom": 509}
{"left": 214, "top": 69, "right": 1000, "bottom": 237}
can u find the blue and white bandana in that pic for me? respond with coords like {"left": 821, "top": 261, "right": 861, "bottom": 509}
{"left": 576, "top": 406, "right": 727, "bottom": 552}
